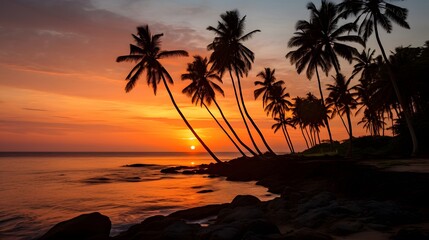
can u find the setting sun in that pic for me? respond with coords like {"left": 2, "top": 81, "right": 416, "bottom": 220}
{"left": 190, "top": 145, "right": 196, "bottom": 150}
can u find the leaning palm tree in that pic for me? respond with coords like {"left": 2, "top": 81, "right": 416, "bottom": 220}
{"left": 116, "top": 25, "right": 221, "bottom": 163}
{"left": 207, "top": 10, "right": 275, "bottom": 155}
{"left": 326, "top": 74, "right": 358, "bottom": 156}
{"left": 264, "top": 85, "right": 295, "bottom": 153}
{"left": 339, "top": 0, "right": 418, "bottom": 155}
{"left": 254, "top": 68, "right": 285, "bottom": 107}
{"left": 286, "top": 21, "right": 334, "bottom": 145}
{"left": 181, "top": 55, "right": 257, "bottom": 157}
{"left": 272, "top": 116, "right": 296, "bottom": 152}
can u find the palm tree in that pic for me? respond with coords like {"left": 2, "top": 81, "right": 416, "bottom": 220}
{"left": 264, "top": 85, "right": 295, "bottom": 153}
{"left": 339, "top": 0, "right": 418, "bottom": 155}
{"left": 207, "top": 10, "right": 275, "bottom": 155}
{"left": 272, "top": 116, "right": 296, "bottom": 152}
{"left": 116, "top": 25, "right": 221, "bottom": 163}
{"left": 286, "top": 20, "right": 334, "bottom": 145}
{"left": 254, "top": 68, "right": 285, "bottom": 107}
{"left": 181, "top": 55, "right": 257, "bottom": 157}
{"left": 291, "top": 97, "right": 311, "bottom": 149}
{"left": 326, "top": 74, "right": 358, "bottom": 156}
{"left": 307, "top": 0, "right": 364, "bottom": 74}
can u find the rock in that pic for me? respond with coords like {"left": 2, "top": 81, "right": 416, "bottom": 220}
{"left": 330, "top": 220, "right": 363, "bottom": 235}
{"left": 231, "top": 195, "right": 261, "bottom": 208}
{"left": 200, "top": 226, "right": 241, "bottom": 240}
{"left": 182, "top": 170, "right": 196, "bottom": 175}
{"left": 362, "top": 201, "right": 419, "bottom": 226}
{"left": 168, "top": 204, "right": 229, "bottom": 221}
{"left": 122, "top": 163, "right": 156, "bottom": 167}
{"left": 39, "top": 212, "right": 111, "bottom": 240}
{"left": 283, "top": 228, "right": 333, "bottom": 240}
{"left": 114, "top": 215, "right": 201, "bottom": 240}
{"left": 217, "top": 206, "right": 265, "bottom": 224}
{"left": 162, "top": 221, "right": 200, "bottom": 240}
{"left": 161, "top": 167, "right": 179, "bottom": 174}
{"left": 243, "top": 219, "right": 280, "bottom": 235}
{"left": 197, "top": 189, "right": 214, "bottom": 194}
{"left": 296, "top": 192, "right": 334, "bottom": 214}
{"left": 391, "top": 227, "right": 429, "bottom": 240}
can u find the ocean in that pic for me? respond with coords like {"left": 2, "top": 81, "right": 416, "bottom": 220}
{"left": 0, "top": 152, "right": 276, "bottom": 239}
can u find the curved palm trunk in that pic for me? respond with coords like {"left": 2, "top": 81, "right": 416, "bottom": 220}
{"left": 373, "top": 16, "right": 418, "bottom": 156}
{"left": 203, "top": 102, "right": 247, "bottom": 157}
{"left": 281, "top": 113, "right": 295, "bottom": 153}
{"left": 279, "top": 113, "right": 294, "bottom": 153}
{"left": 213, "top": 99, "right": 258, "bottom": 156}
{"left": 234, "top": 70, "right": 276, "bottom": 155}
{"left": 337, "top": 106, "right": 350, "bottom": 135}
{"left": 345, "top": 107, "right": 353, "bottom": 157}
{"left": 281, "top": 124, "right": 293, "bottom": 153}
{"left": 284, "top": 125, "right": 295, "bottom": 153}
{"left": 315, "top": 67, "right": 334, "bottom": 144}
{"left": 228, "top": 71, "right": 263, "bottom": 155}
{"left": 300, "top": 125, "right": 310, "bottom": 149}
{"left": 305, "top": 126, "right": 314, "bottom": 147}
{"left": 161, "top": 76, "right": 221, "bottom": 163}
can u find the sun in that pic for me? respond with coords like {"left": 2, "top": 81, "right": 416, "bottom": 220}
{"left": 190, "top": 145, "right": 196, "bottom": 150}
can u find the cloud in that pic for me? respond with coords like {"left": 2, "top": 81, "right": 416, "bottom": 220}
{"left": 22, "top": 107, "right": 48, "bottom": 112}
{"left": 0, "top": 119, "right": 131, "bottom": 135}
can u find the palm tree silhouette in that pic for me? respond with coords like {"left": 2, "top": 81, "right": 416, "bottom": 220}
{"left": 254, "top": 68, "right": 285, "bottom": 107}
{"left": 291, "top": 97, "right": 311, "bottom": 149}
{"left": 116, "top": 25, "right": 221, "bottom": 163}
{"left": 326, "top": 74, "right": 358, "bottom": 156}
{"left": 264, "top": 85, "right": 295, "bottom": 153}
{"left": 181, "top": 55, "right": 257, "bottom": 157}
{"left": 286, "top": 21, "right": 334, "bottom": 145}
{"left": 339, "top": 0, "right": 418, "bottom": 155}
{"left": 307, "top": 0, "right": 364, "bottom": 74}
{"left": 207, "top": 10, "right": 275, "bottom": 155}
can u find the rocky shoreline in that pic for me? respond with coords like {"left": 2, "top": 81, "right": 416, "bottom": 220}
{"left": 39, "top": 155, "right": 429, "bottom": 240}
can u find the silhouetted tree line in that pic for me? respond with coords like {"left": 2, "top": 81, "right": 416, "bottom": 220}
{"left": 117, "top": 0, "right": 428, "bottom": 161}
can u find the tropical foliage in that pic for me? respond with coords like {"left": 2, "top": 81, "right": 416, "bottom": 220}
{"left": 117, "top": 1, "right": 428, "bottom": 159}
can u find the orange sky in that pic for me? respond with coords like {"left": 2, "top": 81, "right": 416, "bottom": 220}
{"left": 1, "top": 0, "right": 429, "bottom": 153}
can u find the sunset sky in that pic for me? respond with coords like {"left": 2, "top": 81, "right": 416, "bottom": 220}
{"left": 1, "top": 0, "right": 429, "bottom": 153}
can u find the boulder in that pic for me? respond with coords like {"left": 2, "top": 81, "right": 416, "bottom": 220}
{"left": 200, "top": 226, "right": 241, "bottom": 240}
{"left": 168, "top": 204, "right": 229, "bottom": 221}
{"left": 242, "top": 219, "right": 280, "bottom": 235}
{"left": 283, "top": 228, "right": 333, "bottom": 240}
{"left": 230, "top": 195, "right": 261, "bottom": 208}
{"left": 162, "top": 221, "right": 200, "bottom": 240}
{"left": 217, "top": 206, "right": 265, "bottom": 224}
{"left": 391, "top": 227, "right": 429, "bottom": 240}
{"left": 39, "top": 212, "right": 111, "bottom": 240}
{"left": 329, "top": 220, "right": 363, "bottom": 235}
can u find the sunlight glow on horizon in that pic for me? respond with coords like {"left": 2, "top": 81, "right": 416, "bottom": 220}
{"left": 1, "top": 0, "right": 428, "bottom": 152}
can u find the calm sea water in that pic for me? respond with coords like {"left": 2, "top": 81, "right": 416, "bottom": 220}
{"left": 0, "top": 152, "right": 276, "bottom": 239}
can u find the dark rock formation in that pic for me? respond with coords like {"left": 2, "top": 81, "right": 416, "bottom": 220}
{"left": 39, "top": 212, "right": 111, "bottom": 240}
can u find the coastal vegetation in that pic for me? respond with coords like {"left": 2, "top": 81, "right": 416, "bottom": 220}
{"left": 117, "top": 0, "right": 428, "bottom": 160}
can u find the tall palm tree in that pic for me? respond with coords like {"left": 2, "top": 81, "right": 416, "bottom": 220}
{"left": 286, "top": 21, "right": 334, "bottom": 145}
{"left": 307, "top": 0, "right": 364, "bottom": 74}
{"left": 254, "top": 68, "right": 285, "bottom": 107}
{"left": 272, "top": 116, "right": 296, "bottom": 152}
{"left": 116, "top": 25, "right": 221, "bottom": 163}
{"left": 291, "top": 97, "right": 311, "bottom": 149}
{"left": 207, "top": 10, "right": 275, "bottom": 155}
{"left": 264, "top": 85, "right": 295, "bottom": 153}
{"left": 339, "top": 0, "right": 418, "bottom": 155}
{"left": 181, "top": 55, "right": 257, "bottom": 157}
{"left": 326, "top": 74, "right": 358, "bottom": 156}
{"left": 351, "top": 48, "right": 376, "bottom": 80}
